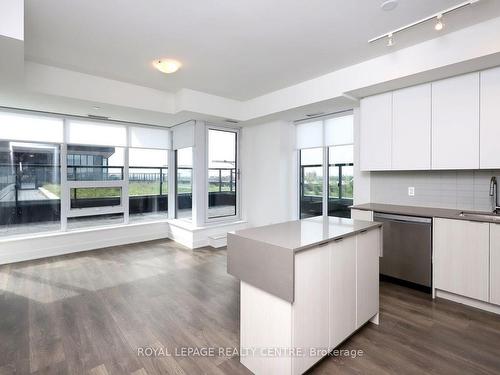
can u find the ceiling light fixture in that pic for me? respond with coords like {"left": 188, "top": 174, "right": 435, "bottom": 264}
{"left": 381, "top": 0, "right": 398, "bottom": 11}
{"left": 368, "top": 0, "right": 480, "bottom": 46}
{"left": 153, "top": 59, "right": 181, "bottom": 74}
{"left": 434, "top": 14, "right": 444, "bottom": 31}
{"left": 387, "top": 33, "right": 395, "bottom": 47}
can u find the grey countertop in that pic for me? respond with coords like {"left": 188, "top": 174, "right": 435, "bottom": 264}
{"left": 351, "top": 203, "right": 500, "bottom": 223}
{"left": 231, "top": 216, "right": 382, "bottom": 252}
{"left": 227, "top": 216, "right": 382, "bottom": 302}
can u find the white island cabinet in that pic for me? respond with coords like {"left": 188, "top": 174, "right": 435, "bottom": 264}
{"left": 228, "top": 216, "right": 382, "bottom": 375}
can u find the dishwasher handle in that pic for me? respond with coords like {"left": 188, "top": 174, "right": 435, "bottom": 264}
{"left": 373, "top": 212, "right": 432, "bottom": 224}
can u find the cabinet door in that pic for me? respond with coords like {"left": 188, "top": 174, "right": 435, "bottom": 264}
{"left": 392, "top": 84, "right": 431, "bottom": 170}
{"left": 330, "top": 236, "right": 356, "bottom": 349}
{"left": 480, "top": 67, "right": 500, "bottom": 169}
{"left": 356, "top": 228, "right": 381, "bottom": 327}
{"left": 433, "top": 218, "right": 489, "bottom": 301}
{"left": 293, "top": 244, "right": 330, "bottom": 375}
{"left": 360, "top": 92, "right": 392, "bottom": 171}
{"left": 431, "top": 73, "right": 480, "bottom": 169}
{"left": 490, "top": 224, "right": 500, "bottom": 305}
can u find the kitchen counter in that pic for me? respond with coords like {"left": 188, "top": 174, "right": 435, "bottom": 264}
{"left": 227, "top": 217, "right": 382, "bottom": 375}
{"left": 229, "top": 215, "right": 381, "bottom": 252}
{"left": 351, "top": 203, "right": 500, "bottom": 223}
{"left": 227, "top": 216, "right": 381, "bottom": 302}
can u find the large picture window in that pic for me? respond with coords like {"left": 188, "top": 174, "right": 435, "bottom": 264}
{"left": 0, "top": 141, "right": 61, "bottom": 236}
{"left": 0, "top": 111, "right": 173, "bottom": 238}
{"left": 207, "top": 128, "right": 238, "bottom": 219}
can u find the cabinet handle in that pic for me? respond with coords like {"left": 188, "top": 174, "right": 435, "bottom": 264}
{"left": 359, "top": 229, "right": 368, "bottom": 234}
{"left": 318, "top": 241, "right": 329, "bottom": 247}
{"left": 334, "top": 237, "right": 344, "bottom": 242}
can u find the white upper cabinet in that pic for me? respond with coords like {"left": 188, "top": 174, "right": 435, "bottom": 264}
{"left": 431, "top": 73, "right": 480, "bottom": 170}
{"left": 360, "top": 92, "right": 392, "bottom": 171}
{"left": 480, "top": 67, "right": 500, "bottom": 169}
{"left": 392, "top": 83, "right": 432, "bottom": 170}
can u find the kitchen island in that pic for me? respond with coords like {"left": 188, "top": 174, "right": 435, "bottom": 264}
{"left": 227, "top": 216, "right": 382, "bottom": 375}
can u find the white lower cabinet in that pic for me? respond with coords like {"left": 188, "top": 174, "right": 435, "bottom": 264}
{"left": 293, "top": 245, "right": 330, "bottom": 375}
{"left": 356, "top": 229, "right": 380, "bottom": 326}
{"left": 490, "top": 224, "right": 500, "bottom": 305}
{"left": 292, "top": 229, "right": 380, "bottom": 374}
{"left": 433, "top": 218, "right": 489, "bottom": 302}
{"left": 330, "top": 236, "right": 356, "bottom": 349}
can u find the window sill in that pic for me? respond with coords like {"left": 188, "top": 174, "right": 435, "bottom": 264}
{"left": 0, "top": 219, "right": 171, "bottom": 244}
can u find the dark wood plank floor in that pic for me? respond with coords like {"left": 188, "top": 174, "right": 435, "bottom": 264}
{"left": 0, "top": 239, "right": 499, "bottom": 375}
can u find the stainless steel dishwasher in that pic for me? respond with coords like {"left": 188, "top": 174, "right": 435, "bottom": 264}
{"left": 373, "top": 212, "right": 432, "bottom": 291}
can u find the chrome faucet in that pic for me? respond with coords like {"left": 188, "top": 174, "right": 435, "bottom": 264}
{"left": 490, "top": 176, "right": 500, "bottom": 214}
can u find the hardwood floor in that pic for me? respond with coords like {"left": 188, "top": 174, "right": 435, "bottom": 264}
{"left": 0, "top": 239, "right": 499, "bottom": 374}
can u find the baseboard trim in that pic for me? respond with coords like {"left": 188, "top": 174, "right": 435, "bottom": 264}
{"left": 436, "top": 289, "right": 500, "bottom": 315}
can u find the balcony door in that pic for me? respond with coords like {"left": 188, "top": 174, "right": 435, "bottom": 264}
{"left": 207, "top": 127, "right": 239, "bottom": 221}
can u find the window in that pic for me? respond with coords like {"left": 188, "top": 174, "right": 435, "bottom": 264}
{"left": 328, "top": 146, "right": 353, "bottom": 218}
{"left": 0, "top": 141, "right": 61, "bottom": 237}
{"left": 207, "top": 128, "right": 238, "bottom": 219}
{"left": 128, "top": 148, "right": 168, "bottom": 223}
{"left": 299, "top": 148, "right": 324, "bottom": 218}
{"left": 67, "top": 145, "right": 124, "bottom": 181}
{"left": 296, "top": 113, "right": 354, "bottom": 219}
{"left": 175, "top": 147, "right": 192, "bottom": 220}
{"left": 66, "top": 143, "right": 125, "bottom": 229}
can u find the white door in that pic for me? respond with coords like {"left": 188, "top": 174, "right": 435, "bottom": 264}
{"left": 330, "top": 236, "right": 356, "bottom": 349}
{"left": 392, "top": 84, "right": 431, "bottom": 170}
{"left": 360, "top": 92, "right": 392, "bottom": 171}
{"left": 431, "top": 73, "right": 480, "bottom": 170}
{"left": 490, "top": 223, "right": 500, "bottom": 305}
{"left": 433, "top": 218, "right": 489, "bottom": 301}
{"left": 293, "top": 244, "right": 330, "bottom": 375}
{"left": 356, "top": 228, "right": 380, "bottom": 327}
{"left": 480, "top": 67, "right": 500, "bottom": 169}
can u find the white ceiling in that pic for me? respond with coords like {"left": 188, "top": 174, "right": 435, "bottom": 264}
{"left": 25, "top": 0, "right": 500, "bottom": 101}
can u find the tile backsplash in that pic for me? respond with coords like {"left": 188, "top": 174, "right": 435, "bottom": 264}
{"left": 370, "top": 170, "right": 500, "bottom": 212}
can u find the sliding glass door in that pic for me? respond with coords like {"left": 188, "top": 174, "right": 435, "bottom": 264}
{"left": 297, "top": 112, "right": 354, "bottom": 219}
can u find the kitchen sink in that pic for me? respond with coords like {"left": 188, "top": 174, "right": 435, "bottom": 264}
{"left": 458, "top": 211, "right": 500, "bottom": 222}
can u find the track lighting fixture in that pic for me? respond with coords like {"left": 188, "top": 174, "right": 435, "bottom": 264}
{"left": 369, "top": 0, "right": 480, "bottom": 46}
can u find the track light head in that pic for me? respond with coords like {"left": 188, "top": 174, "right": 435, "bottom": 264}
{"left": 387, "top": 33, "right": 395, "bottom": 47}
{"left": 434, "top": 14, "right": 444, "bottom": 31}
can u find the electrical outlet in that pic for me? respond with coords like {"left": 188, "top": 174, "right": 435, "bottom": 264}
{"left": 408, "top": 187, "right": 415, "bottom": 196}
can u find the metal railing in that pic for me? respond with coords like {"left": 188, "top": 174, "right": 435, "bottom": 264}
{"left": 1, "top": 164, "right": 236, "bottom": 197}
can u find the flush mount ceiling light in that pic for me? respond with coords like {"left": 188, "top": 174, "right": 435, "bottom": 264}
{"left": 435, "top": 14, "right": 444, "bottom": 31}
{"left": 369, "top": 0, "right": 480, "bottom": 46}
{"left": 153, "top": 59, "right": 181, "bottom": 74}
{"left": 381, "top": 0, "right": 398, "bottom": 11}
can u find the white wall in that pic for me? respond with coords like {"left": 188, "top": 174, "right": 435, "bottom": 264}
{"left": 353, "top": 107, "right": 371, "bottom": 204}
{"left": 0, "top": 0, "right": 23, "bottom": 41}
{"left": 241, "top": 120, "right": 297, "bottom": 227}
